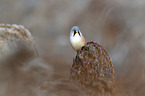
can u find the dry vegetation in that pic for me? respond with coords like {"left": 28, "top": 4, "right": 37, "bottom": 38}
{"left": 0, "top": 24, "right": 145, "bottom": 96}
{"left": 70, "top": 41, "right": 114, "bottom": 83}
{"left": 0, "top": 0, "right": 145, "bottom": 96}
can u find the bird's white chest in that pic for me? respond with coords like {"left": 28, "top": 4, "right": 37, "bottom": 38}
{"left": 70, "top": 34, "right": 83, "bottom": 50}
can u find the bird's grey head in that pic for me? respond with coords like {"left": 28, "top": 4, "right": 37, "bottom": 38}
{"left": 70, "top": 26, "right": 81, "bottom": 37}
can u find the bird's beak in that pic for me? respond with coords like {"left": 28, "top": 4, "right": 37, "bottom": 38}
{"left": 76, "top": 31, "right": 78, "bottom": 33}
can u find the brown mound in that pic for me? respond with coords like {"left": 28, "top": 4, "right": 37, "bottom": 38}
{"left": 70, "top": 41, "right": 115, "bottom": 87}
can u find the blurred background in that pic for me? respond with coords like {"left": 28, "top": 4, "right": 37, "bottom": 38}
{"left": 0, "top": 0, "right": 145, "bottom": 96}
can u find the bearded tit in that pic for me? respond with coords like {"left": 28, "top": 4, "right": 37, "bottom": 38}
{"left": 70, "top": 26, "right": 85, "bottom": 51}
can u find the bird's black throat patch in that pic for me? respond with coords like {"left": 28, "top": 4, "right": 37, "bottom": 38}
{"left": 73, "top": 30, "right": 81, "bottom": 37}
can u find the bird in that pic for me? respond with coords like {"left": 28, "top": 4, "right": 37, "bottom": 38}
{"left": 70, "top": 26, "right": 85, "bottom": 52}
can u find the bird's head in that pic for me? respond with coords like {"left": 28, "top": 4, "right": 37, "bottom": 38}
{"left": 70, "top": 26, "right": 82, "bottom": 37}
